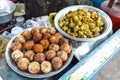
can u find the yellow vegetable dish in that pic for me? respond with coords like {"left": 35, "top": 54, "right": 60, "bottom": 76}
{"left": 59, "top": 8, "right": 104, "bottom": 38}
{"left": 14, "top": 11, "right": 25, "bottom": 16}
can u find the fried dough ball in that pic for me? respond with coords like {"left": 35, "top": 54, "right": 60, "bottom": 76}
{"left": 40, "top": 39, "right": 49, "bottom": 49}
{"left": 47, "top": 28, "right": 56, "bottom": 34}
{"left": 45, "top": 50, "right": 56, "bottom": 60}
{"left": 51, "top": 57, "right": 62, "bottom": 70}
{"left": 43, "top": 33, "right": 51, "bottom": 39}
{"left": 25, "top": 50, "right": 35, "bottom": 61}
{"left": 34, "top": 53, "right": 45, "bottom": 63}
{"left": 17, "top": 58, "right": 30, "bottom": 71}
{"left": 49, "top": 44, "right": 59, "bottom": 51}
{"left": 40, "top": 27, "right": 48, "bottom": 33}
{"left": 11, "top": 42, "right": 22, "bottom": 51}
{"left": 22, "top": 30, "right": 31, "bottom": 40}
{"left": 14, "top": 35, "right": 26, "bottom": 44}
{"left": 57, "top": 51, "right": 68, "bottom": 61}
{"left": 24, "top": 41, "right": 34, "bottom": 50}
{"left": 33, "top": 33, "right": 42, "bottom": 42}
{"left": 41, "top": 61, "right": 52, "bottom": 74}
{"left": 28, "top": 61, "right": 40, "bottom": 74}
{"left": 49, "top": 35, "right": 59, "bottom": 44}
{"left": 11, "top": 50, "right": 24, "bottom": 62}
{"left": 33, "top": 44, "right": 43, "bottom": 53}
{"left": 31, "top": 27, "right": 40, "bottom": 34}
{"left": 59, "top": 37, "right": 69, "bottom": 45}
{"left": 60, "top": 43, "right": 71, "bottom": 54}
{"left": 55, "top": 32, "right": 63, "bottom": 39}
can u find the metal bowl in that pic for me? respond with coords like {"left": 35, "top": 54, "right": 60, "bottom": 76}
{"left": 5, "top": 28, "right": 73, "bottom": 78}
{"left": 54, "top": 5, "right": 112, "bottom": 41}
{"left": 0, "top": 1, "right": 16, "bottom": 24}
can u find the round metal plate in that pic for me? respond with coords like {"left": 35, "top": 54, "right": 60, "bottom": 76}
{"left": 54, "top": 5, "right": 112, "bottom": 41}
{"left": 5, "top": 28, "right": 73, "bottom": 78}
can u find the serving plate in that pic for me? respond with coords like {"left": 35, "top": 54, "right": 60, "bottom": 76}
{"left": 54, "top": 5, "right": 112, "bottom": 41}
{"left": 5, "top": 27, "right": 73, "bottom": 78}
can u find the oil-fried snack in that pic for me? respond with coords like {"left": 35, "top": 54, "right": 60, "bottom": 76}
{"left": 33, "top": 33, "right": 42, "bottom": 42}
{"left": 34, "top": 53, "right": 45, "bottom": 63}
{"left": 28, "top": 61, "right": 40, "bottom": 74}
{"left": 40, "top": 27, "right": 48, "bottom": 34}
{"left": 59, "top": 37, "right": 69, "bottom": 45}
{"left": 49, "top": 35, "right": 59, "bottom": 44}
{"left": 40, "top": 39, "right": 49, "bottom": 49}
{"left": 42, "top": 33, "right": 51, "bottom": 39}
{"left": 11, "top": 42, "right": 22, "bottom": 51}
{"left": 55, "top": 32, "right": 63, "bottom": 39}
{"left": 52, "top": 57, "right": 62, "bottom": 70}
{"left": 47, "top": 28, "right": 56, "bottom": 35}
{"left": 17, "top": 58, "right": 30, "bottom": 71}
{"left": 11, "top": 50, "right": 24, "bottom": 61}
{"left": 24, "top": 41, "right": 34, "bottom": 50}
{"left": 49, "top": 44, "right": 59, "bottom": 52}
{"left": 57, "top": 51, "right": 68, "bottom": 61}
{"left": 33, "top": 44, "right": 43, "bottom": 53}
{"left": 41, "top": 61, "right": 52, "bottom": 73}
{"left": 22, "top": 30, "right": 31, "bottom": 40}
{"left": 31, "top": 27, "right": 40, "bottom": 34}
{"left": 60, "top": 43, "right": 71, "bottom": 54}
{"left": 45, "top": 50, "right": 56, "bottom": 60}
{"left": 25, "top": 50, "right": 35, "bottom": 61}
{"left": 14, "top": 35, "right": 26, "bottom": 44}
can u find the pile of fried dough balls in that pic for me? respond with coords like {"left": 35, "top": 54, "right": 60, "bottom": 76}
{"left": 59, "top": 8, "right": 105, "bottom": 38}
{"left": 10, "top": 27, "right": 72, "bottom": 74}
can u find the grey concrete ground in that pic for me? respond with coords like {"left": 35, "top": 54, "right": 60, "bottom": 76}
{"left": 93, "top": 53, "right": 120, "bottom": 80}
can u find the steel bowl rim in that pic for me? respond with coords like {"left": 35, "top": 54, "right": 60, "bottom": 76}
{"left": 0, "top": 1, "right": 16, "bottom": 16}
{"left": 54, "top": 5, "right": 112, "bottom": 41}
{"left": 5, "top": 28, "right": 74, "bottom": 78}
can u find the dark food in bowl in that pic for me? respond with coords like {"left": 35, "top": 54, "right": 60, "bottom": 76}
{"left": 8, "top": 27, "right": 72, "bottom": 75}
{"left": 59, "top": 8, "right": 104, "bottom": 38}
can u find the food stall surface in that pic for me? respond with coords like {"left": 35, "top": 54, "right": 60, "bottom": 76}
{"left": 0, "top": 0, "right": 120, "bottom": 80}
{"left": 1, "top": 29, "right": 120, "bottom": 80}
{"left": 94, "top": 53, "right": 120, "bottom": 80}
{"left": 59, "top": 29, "right": 120, "bottom": 80}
